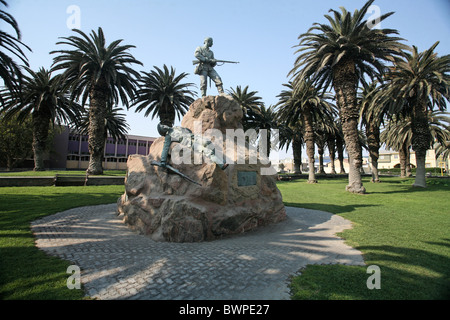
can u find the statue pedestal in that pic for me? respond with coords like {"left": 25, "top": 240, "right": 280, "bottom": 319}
{"left": 117, "top": 95, "right": 286, "bottom": 242}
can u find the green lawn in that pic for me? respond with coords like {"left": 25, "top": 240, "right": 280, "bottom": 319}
{"left": 0, "top": 185, "right": 125, "bottom": 300}
{"left": 0, "top": 176, "right": 449, "bottom": 300}
{"left": 278, "top": 176, "right": 450, "bottom": 300}
{"left": 0, "top": 170, "right": 126, "bottom": 176}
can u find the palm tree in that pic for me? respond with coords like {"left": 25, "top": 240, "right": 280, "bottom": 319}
{"left": 0, "top": 67, "right": 82, "bottom": 170}
{"left": 434, "top": 141, "right": 450, "bottom": 166}
{"left": 314, "top": 116, "right": 340, "bottom": 175}
{"left": 314, "top": 120, "right": 328, "bottom": 175}
{"left": 133, "top": 65, "right": 195, "bottom": 128}
{"left": 277, "top": 81, "right": 334, "bottom": 183}
{"left": 0, "top": 0, "right": 31, "bottom": 101}
{"left": 335, "top": 120, "right": 346, "bottom": 174}
{"left": 252, "top": 104, "right": 278, "bottom": 158}
{"left": 382, "top": 112, "right": 450, "bottom": 178}
{"left": 376, "top": 42, "right": 450, "bottom": 187}
{"left": 290, "top": 0, "right": 408, "bottom": 193}
{"left": 78, "top": 104, "right": 130, "bottom": 144}
{"left": 359, "top": 82, "right": 387, "bottom": 182}
{"left": 324, "top": 120, "right": 341, "bottom": 175}
{"left": 50, "top": 27, "right": 142, "bottom": 175}
{"left": 381, "top": 115, "right": 412, "bottom": 178}
{"left": 278, "top": 119, "right": 304, "bottom": 174}
{"left": 228, "top": 85, "right": 264, "bottom": 131}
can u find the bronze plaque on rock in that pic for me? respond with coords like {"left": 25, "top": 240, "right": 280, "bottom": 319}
{"left": 237, "top": 171, "right": 257, "bottom": 186}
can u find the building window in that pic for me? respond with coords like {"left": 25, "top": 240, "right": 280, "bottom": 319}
{"left": 69, "top": 135, "right": 80, "bottom": 141}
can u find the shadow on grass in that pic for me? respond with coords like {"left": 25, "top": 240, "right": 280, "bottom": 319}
{"left": 0, "top": 191, "right": 122, "bottom": 231}
{"left": 0, "top": 187, "right": 122, "bottom": 300}
{"left": 291, "top": 240, "right": 450, "bottom": 300}
{"left": 284, "top": 202, "right": 379, "bottom": 215}
{"left": 0, "top": 245, "right": 85, "bottom": 300}
{"left": 370, "top": 185, "right": 450, "bottom": 195}
{"left": 357, "top": 242, "right": 450, "bottom": 300}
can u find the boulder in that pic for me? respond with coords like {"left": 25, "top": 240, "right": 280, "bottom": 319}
{"left": 117, "top": 95, "right": 286, "bottom": 242}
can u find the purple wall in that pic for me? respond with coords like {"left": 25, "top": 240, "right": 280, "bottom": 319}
{"left": 68, "top": 140, "right": 79, "bottom": 153}
{"left": 117, "top": 145, "right": 127, "bottom": 155}
{"left": 50, "top": 126, "right": 156, "bottom": 169}
{"left": 138, "top": 145, "right": 147, "bottom": 155}
{"left": 105, "top": 143, "right": 115, "bottom": 155}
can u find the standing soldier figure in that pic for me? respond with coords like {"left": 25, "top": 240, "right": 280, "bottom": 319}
{"left": 194, "top": 37, "right": 224, "bottom": 97}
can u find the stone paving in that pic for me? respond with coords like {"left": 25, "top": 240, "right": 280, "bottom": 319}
{"left": 31, "top": 204, "right": 365, "bottom": 300}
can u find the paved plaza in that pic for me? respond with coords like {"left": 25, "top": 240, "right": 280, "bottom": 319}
{"left": 31, "top": 204, "right": 365, "bottom": 300}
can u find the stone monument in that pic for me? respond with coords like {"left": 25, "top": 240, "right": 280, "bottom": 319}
{"left": 117, "top": 94, "right": 286, "bottom": 242}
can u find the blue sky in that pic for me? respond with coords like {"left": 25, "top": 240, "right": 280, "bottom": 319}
{"left": 3, "top": 0, "right": 450, "bottom": 159}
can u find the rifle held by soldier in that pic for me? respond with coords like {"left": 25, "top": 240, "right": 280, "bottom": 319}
{"left": 193, "top": 59, "right": 239, "bottom": 65}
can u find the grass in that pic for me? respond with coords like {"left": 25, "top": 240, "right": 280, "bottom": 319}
{"left": 278, "top": 176, "right": 450, "bottom": 300}
{"left": 0, "top": 176, "right": 449, "bottom": 300}
{"left": 0, "top": 185, "right": 124, "bottom": 300}
{"left": 0, "top": 170, "right": 126, "bottom": 176}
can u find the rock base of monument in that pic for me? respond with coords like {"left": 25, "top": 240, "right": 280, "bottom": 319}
{"left": 117, "top": 95, "right": 286, "bottom": 242}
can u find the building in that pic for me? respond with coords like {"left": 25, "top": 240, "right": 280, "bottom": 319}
{"left": 272, "top": 148, "right": 449, "bottom": 175}
{"left": 49, "top": 126, "right": 157, "bottom": 170}
{"left": 376, "top": 149, "right": 447, "bottom": 169}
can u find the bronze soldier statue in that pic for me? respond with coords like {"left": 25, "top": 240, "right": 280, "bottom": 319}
{"left": 194, "top": 37, "right": 238, "bottom": 97}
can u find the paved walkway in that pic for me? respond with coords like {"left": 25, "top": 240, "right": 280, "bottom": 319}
{"left": 31, "top": 204, "right": 365, "bottom": 300}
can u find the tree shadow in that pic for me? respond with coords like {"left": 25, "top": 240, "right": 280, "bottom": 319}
{"left": 10, "top": 202, "right": 368, "bottom": 300}
{"left": 0, "top": 191, "right": 122, "bottom": 231}
{"left": 355, "top": 243, "right": 450, "bottom": 299}
{"left": 291, "top": 240, "right": 450, "bottom": 300}
{"left": 283, "top": 203, "right": 378, "bottom": 215}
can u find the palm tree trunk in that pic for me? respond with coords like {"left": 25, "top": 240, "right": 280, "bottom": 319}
{"left": 31, "top": 110, "right": 51, "bottom": 171}
{"left": 411, "top": 100, "right": 429, "bottom": 188}
{"left": 336, "top": 135, "right": 346, "bottom": 174}
{"left": 318, "top": 144, "right": 325, "bottom": 174}
{"left": 370, "top": 155, "right": 379, "bottom": 182}
{"left": 406, "top": 146, "right": 412, "bottom": 177}
{"left": 328, "top": 138, "right": 337, "bottom": 174}
{"left": 87, "top": 80, "right": 107, "bottom": 175}
{"left": 333, "top": 60, "right": 365, "bottom": 194}
{"left": 414, "top": 150, "right": 427, "bottom": 187}
{"left": 303, "top": 110, "right": 317, "bottom": 183}
{"left": 159, "top": 100, "right": 175, "bottom": 127}
{"left": 399, "top": 142, "right": 408, "bottom": 178}
{"left": 367, "top": 122, "right": 380, "bottom": 183}
{"left": 292, "top": 134, "right": 302, "bottom": 174}
{"left": 411, "top": 101, "right": 430, "bottom": 188}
